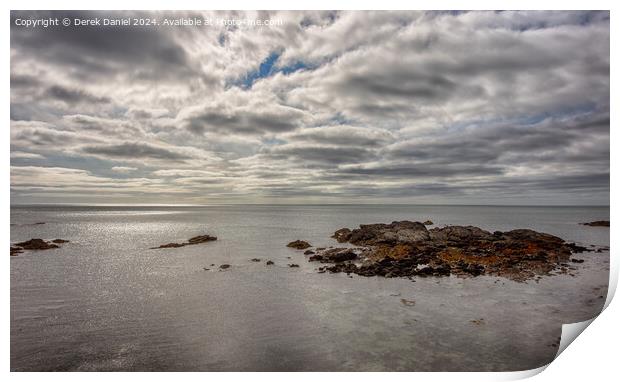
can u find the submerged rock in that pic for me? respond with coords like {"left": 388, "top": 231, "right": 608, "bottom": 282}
{"left": 299, "top": 221, "right": 591, "bottom": 282}
{"left": 10, "top": 247, "right": 23, "bottom": 256}
{"left": 51, "top": 239, "right": 69, "bottom": 244}
{"left": 580, "top": 220, "right": 610, "bottom": 227}
{"left": 286, "top": 240, "right": 312, "bottom": 250}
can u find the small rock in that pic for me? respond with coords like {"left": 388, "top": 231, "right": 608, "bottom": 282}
{"left": 219, "top": 264, "right": 230, "bottom": 269}
{"left": 51, "top": 239, "right": 69, "bottom": 244}
{"left": 400, "top": 298, "right": 416, "bottom": 306}
{"left": 10, "top": 247, "right": 23, "bottom": 256}
{"left": 187, "top": 235, "right": 217, "bottom": 244}
{"left": 303, "top": 249, "right": 315, "bottom": 255}
{"left": 287, "top": 240, "right": 312, "bottom": 250}
{"left": 266, "top": 260, "right": 274, "bottom": 265}
{"left": 288, "top": 264, "right": 300, "bottom": 268}
{"left": 571, "top": 258, "right": 585, "bottom": 263}
{"left": 250, "top": 258, "right": 261, "bottom": 262}
{"left": 423, "top": 220, "right": 434, "bottom": 225}
{"left": 580, "top": 220, "right": 609, "bottom": 227}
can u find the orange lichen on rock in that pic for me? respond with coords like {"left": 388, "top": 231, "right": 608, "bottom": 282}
{"left": 302, "top": 221, "right": 593, "bottom": 281}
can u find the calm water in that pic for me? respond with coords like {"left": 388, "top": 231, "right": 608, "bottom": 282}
{"left": 10, "top": 205, "right": 610, "bottom": 371}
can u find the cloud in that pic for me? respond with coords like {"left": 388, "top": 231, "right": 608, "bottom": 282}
{"left": 10, "top": 10, "right": 201, "bottom": 82}
{"left": 45, "top": 85, "right": 111, "bottom": 105}
{"left": 10, "top": 151, "right": 45, "bottom": 160}
{"left": 9, "top": 10, "right": 610, "bottom": 204}
{"left": 282, "top": 125, "right": 394, "bottom": 147}
{"left": 111, "top": 166, "right": 138, "bottom": 173}
{"left": 81, "top": 142, "right": 191, "bottom": 161}
{"left": 180, "top": 101, "right": 307, "bottom": 135}
{"left": 265, "top": 143, "right": 377, "bottom": 164}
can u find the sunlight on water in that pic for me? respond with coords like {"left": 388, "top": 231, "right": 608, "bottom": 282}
{"left": 10, "top": 205, "right": 609, "bottom": 371}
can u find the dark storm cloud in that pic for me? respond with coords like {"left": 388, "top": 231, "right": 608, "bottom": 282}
{"left": 81, "top": 142, "right": 191, "bottom": 161}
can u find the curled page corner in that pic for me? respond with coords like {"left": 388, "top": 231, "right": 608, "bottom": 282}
{"left": 554, "top": 318, "right": 596, "bottom": 359}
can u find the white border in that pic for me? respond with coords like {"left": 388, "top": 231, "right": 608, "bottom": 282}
{"left": 3, "top": 1, "right": 617, "bottom": 381}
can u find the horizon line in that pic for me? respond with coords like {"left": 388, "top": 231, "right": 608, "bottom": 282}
{"left": 9, "top": 203, "right": 611, "bottom": 208}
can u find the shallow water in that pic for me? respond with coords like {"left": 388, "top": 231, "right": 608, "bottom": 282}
{"left": 10, "top": 205, "right": 610, "bottom": 371}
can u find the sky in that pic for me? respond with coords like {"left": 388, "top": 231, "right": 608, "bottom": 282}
{"left": 10, "top": 10, "right": 610, "bottom": 205}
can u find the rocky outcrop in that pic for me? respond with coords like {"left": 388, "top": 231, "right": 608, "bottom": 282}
{"left": 331, "top": 228, "right": 352, "bottom": 243}
{"left": 151, "top": 234, "right": 217, "bottom": 249}
{"left": 15, "top": 238, "right": 59, "bottom": 250}
{"left": 348, "top": 221, "right": 431, "bottom": 246}
{"left": 10, "top": 238, "right": 69, "bottom": 256}
{"left": 580, "top": 220, "right": 610, "bottom": 227}
{"left": 286, "top": 240, "right": 312, "bottom": 249}
{"left": 299, "top": 221, "right": 593, "bottom": 281}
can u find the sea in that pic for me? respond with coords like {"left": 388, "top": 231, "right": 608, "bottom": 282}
{"left": 10, "top": 204, "right": 610, "bottom": 371}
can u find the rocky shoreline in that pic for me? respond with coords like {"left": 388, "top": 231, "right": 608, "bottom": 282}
{"left": 288, "top": 221, "right": 595, "bottom": 282}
